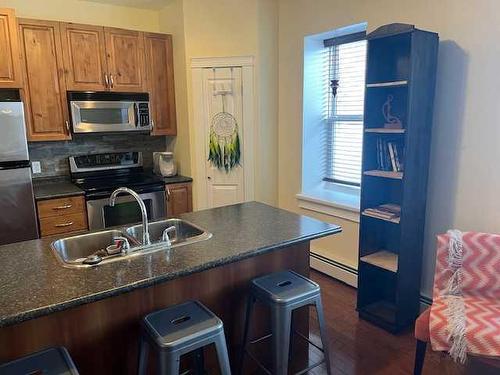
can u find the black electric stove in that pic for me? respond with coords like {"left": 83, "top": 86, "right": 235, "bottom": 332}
{"left": 70, "top": 151, "right": 165, "bottom": 199}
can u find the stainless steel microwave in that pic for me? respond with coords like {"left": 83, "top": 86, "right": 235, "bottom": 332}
{"left": 68, "top": 92, "right": 151, "bottom": 133}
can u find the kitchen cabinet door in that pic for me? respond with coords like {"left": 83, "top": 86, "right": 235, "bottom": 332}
{"left": 60, "top": 22, "right": 108, "bottom": 91}
{"left": 19, "top": 19, "right": 71, "bottom": 141}
{"left": 145, "top": 33, "right": 177, "bottom": 135}
{"left": 104, "top": 27, "right": 146, "bottom": 92}
{"left": 0, "top": 8, "right": 22, "bottom": 88}
{"left": 166, "top": 183, "right": 193, "bottom": 217}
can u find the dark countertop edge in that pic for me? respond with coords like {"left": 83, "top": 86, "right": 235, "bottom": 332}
{"left": 35, "top": 190, "right": 85, "bottom": 201}
{"left": 0, "top": 226, "right": 340, "bottom": 328}
{"left": 163, "top": 175, "right": 193, "bottom": 184}
{"left": 33, "top": 175, "right": 192, "bottom": 201}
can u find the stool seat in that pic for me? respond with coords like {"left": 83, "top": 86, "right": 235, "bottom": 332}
{"left": 0, "top": 347, "right": 79, "bottom": 375}
{"left": 251, "top": 270, "right": 320, "bottom": 305}
{"left": 139, "top": 300, "right": 231, "bottom": 374}
{"left": 143, "top": 300, "right": 223, "bottom": 351}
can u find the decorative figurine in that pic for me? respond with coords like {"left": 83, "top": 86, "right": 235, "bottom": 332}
{"left": 382, "top": 95, "right": 403, "bottom": 129}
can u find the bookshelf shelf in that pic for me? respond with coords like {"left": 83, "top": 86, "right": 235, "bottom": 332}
{"left": 360, "top": 251, "right": 399, "bottom": 272}
{"left": 364, "top": 170, "right": 403, "bottom": 179}
{"left": 357, "top": 23, "right": 438, "bottom": 333}
{"left": 365, "top": 128, "right": 405, "bottom": 134}
{"left": 361, "top": 211, "right": 400, "bottom": 224}
{"left": 366, "top": 80, "right": 408, "bottom": 88}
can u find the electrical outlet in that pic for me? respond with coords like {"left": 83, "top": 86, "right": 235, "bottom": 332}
{"left": 31, "top": 161, "right": 41, "bottom": 174}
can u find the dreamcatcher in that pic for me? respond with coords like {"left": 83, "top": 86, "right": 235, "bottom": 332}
{"left": 207, "top": 68, "right": 241, "bottom": 172}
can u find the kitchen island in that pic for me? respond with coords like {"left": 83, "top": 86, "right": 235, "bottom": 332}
{"left": 0, "top": 202, "right": 341, "bottom": 373}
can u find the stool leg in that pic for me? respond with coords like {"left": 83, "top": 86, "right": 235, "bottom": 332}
{"left": 238, "top": 295, "right": 254, "bottom": 374}
{"left": 314, "top": 296, "right": 332, "bottom": 375}
{"left": 214, "top": 332, "right": 232, "bottom": 375}
{"left": 159, "top": 351, "right": 180, "bottom": 375}
{"left": 138, "top": 335, "right": 149, "bottom": 375}
{"left": 271, "top": 306, "right": 292, "bottom": 375}
{"left": 194, "top": 348, "right": 205, "bottom": 375}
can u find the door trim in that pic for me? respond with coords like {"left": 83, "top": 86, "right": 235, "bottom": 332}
{"left": 191, "top": 56, "right": 255, "bottom": 210}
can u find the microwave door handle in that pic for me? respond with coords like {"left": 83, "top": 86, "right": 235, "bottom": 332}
{"left": 134, "top": 103, "right": 139, "bottom": 127}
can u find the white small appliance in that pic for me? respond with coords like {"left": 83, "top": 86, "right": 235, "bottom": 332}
{"left": 153, "top": 152, "right": 177, "bottom": 177}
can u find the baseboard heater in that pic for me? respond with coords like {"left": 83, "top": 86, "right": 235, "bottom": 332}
{"left": 309, "top": 252, "right": 432, "bottom": 310}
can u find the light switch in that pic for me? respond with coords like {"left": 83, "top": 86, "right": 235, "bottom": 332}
{"left": 31, "top": 161, "right": 41, "bottom": 174}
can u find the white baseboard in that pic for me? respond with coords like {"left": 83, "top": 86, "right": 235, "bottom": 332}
{"left": 310, "top": 253, "right": 358, "bottom": 288}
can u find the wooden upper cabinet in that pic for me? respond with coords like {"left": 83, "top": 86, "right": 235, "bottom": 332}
{"left": 0, "top": 8, "right": 22, "bottom": 88}
{"left": 104, "top": 27, "right": 146, "bottom": 92}
{"left": 60, "top": 23, "right": 107, "bottom": 91}
{"left": 18, "top": 19, "right": 70, "bottom": 141}
{"left": 145, "top": 33, "right": 177, "bottom": 136}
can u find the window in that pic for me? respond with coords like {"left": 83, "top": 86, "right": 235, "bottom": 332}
{"left": 323, "top": 33, "right": 367, "bottom": 186}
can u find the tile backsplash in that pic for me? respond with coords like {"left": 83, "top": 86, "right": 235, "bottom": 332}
{"left": 29, "top": 133, "right": 172, "bottom": 178}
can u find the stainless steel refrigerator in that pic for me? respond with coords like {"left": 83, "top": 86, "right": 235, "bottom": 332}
{"left": 0, "top": 90, "right": 39, "bottom": 245}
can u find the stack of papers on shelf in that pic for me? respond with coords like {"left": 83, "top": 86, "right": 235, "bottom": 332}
{"left": 363, "top": 204, "right": 401, "bottom": 220}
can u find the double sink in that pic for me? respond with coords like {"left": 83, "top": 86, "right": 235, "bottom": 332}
{"left": 51, "top": 219, "right": 212, "bottom": 269}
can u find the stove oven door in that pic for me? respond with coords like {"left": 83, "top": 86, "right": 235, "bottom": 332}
{"left": 86, "top": 190, "right": 166, "bottom": 231}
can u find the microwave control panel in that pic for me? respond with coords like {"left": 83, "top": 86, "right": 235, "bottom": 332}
{"left": 137, "top": 102, "right": 150, "bottom": 127}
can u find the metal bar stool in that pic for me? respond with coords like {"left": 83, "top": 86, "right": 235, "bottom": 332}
{"left": 238, "top": 270, "right": 331, "bottom": 375}
{"left": 138, "top": 300, "right": 232, "bottom": 375}
{"left": 0, "top": 347, "right": 79, "bottom": 375}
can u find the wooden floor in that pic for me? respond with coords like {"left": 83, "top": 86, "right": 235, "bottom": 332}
{"left": 306, "top": 270, "right": 464, "bottom": 375}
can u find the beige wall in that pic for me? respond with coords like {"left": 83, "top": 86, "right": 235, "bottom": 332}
{"left": 159, "top": 0, "right": 191, "bottom": 176}
{"left": 1, "top": 0, "right": 160, "bottom": 31}
{"left": 278, "top": 0, "right": 500, "bottom": 298}
{"left": 159, "top": 0, "right": 279, "bottom": 206}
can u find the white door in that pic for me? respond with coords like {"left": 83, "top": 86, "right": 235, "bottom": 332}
{"left": 202, "top": 67, "right": 245, "bottom": 208}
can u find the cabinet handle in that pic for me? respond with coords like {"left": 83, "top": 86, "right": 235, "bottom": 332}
{"left": 52, "top": 204, "right": 72, "bottom": 210}
{"left": 166, "top": 186, "right": 171, "bottom": 201}
{"left": 151, "top": 120, "right": 155, "bottom": 129}
{"left": 65, "top": 120, "right": 70, "bottom": 133}
{"left": 104, "top": 73, "right": 109, "bottom": 88}
{"left": 109, "top": 74, "right": 114, "bottom": 88}
{"left": 54, "top": 221, "right": 74, "bottom": 228}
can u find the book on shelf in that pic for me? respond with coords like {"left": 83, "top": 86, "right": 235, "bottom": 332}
{"left": 376, "top": 139, "right": 404, "bottom": 172}
{"left": 363, "top": 203, "right": 401, "bottom": 220}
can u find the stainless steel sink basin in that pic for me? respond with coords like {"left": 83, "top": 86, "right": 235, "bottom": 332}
{"left": 51, "top": 219, "right": 211, "bottom": 268}
{"left": 125, "top": 219, "right": 212, "bottom": 247}
{"left": 51, "top": 229, "right": 140, "bottom": 268}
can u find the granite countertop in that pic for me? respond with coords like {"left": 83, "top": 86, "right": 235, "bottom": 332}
{"left": 32, "top": 175, "right": 192, "bottom": 201}
{"left": 0, "top": 202, "right": 341, "bottom": 327}
{"left": 33, "top": 177, "right": 84, "bottom": 201}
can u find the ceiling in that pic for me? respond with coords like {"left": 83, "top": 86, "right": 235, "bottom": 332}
{"left": 80, "top": 0, "right": 170, "bottom": 10}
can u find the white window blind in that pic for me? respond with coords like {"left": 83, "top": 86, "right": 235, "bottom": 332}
{"left": 324, "top": 36, "right": 367, "bottom": 186}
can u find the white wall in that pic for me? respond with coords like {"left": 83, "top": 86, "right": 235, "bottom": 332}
{"left": 278, "top": 0, "right": 500, "bottom": 298}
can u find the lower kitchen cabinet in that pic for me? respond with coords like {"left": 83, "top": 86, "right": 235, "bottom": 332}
{"left": 37, "top": 196, "right": 88, "bottom": 237}
{"left": 166, "top": 182, "right": 192, "bottom": 217}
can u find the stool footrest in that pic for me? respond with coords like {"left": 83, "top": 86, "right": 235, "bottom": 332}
{"left": 243, "top": 330, "right": 326, "bottom": 375}
{"left": 294, "top": 331, "right": 325, "bottom": 353}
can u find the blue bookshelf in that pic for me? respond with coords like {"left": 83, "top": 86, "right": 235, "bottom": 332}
{"left": 357, "top": 24, "right": 439, "bottom": 333}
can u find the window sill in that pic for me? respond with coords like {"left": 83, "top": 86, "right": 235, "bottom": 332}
{"left": 296, "top": 183, "right": 360, "bottom": 223}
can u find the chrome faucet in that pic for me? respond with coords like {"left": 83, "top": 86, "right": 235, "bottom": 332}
{"left": 162, "top": 226, "right": 176, "bottom": 246}
{"left": 109, "top": 187, "right": 151, "bottom": 246}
